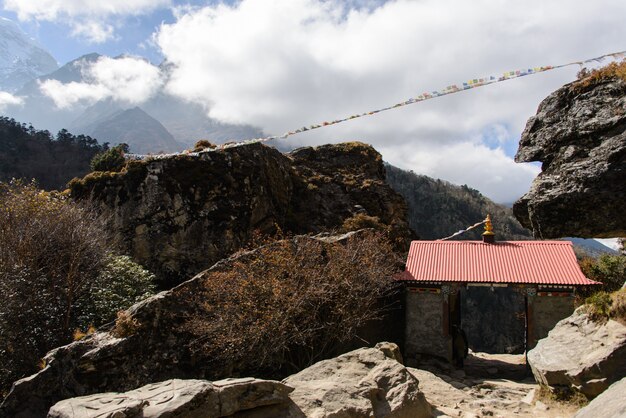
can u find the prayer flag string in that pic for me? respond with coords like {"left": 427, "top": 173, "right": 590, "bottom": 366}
{"left": 438, "top": 219, "right": 487, "bottom": 241}
{"left": 126, "top": 50, "right": 626, "bottom": 160}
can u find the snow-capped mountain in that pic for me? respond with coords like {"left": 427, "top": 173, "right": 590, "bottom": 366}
{"left": 0, "top": 18, "right": 58, "bottom": 92}
{"left": 4, "top": 51, "right": 264, "bottom": 153}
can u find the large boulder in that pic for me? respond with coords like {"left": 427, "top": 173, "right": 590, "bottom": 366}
{"left": 513, "top": 75, "right": 626, "bottom": 238}
{"left": 283, "top": 343, "right": 432, "bottom": 418}
{"left": 48, "top": 378, "right": 294, "bottom": 418}
{"left": 573, "top": 377, "right": 626, "bottom": 418}
{"left": 69, "top": 142, "right": 412, "bottom": 287}
{"left": 44, "top": 344, "right": 431, "bottom": 418}
{"left": 527, "top": 307, "right": 626, "bottom": 397}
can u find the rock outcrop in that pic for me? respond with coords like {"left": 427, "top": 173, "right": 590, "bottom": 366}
{"left": 283, "top": 343, "right": 432, "bottom": 418}
{"left": 48, "top": 378, "right": 294, "bottom": 418}
{"left": 513, "top": 76, "right": 626, "bottom": 238}
{"left": 9, "top": 343, "right": 432, "bottom": 418}
{"left": 0, "top": 232, "right": 403, "bottom": 418}
{"left": 527, "top": 307, "right": 626, "bottom": 397}
{"left": 69, "top": 142, "right": 412, "bottom": 287}
{"left": 573, "top": 377, "right": 626, "bottom": 418}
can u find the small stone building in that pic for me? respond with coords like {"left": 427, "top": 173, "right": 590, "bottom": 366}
{"left": 398, "top": 218, "right": 599, "bottom": 364}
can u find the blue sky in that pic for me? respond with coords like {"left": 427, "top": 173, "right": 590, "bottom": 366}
{"left": 1, "top": 0, "right": 625, "bottom": 204}
{"left": 0, "top": 5, "right": 177, "bottom": 64}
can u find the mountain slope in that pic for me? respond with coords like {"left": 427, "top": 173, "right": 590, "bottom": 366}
{"left": 0, "top": 18, "right": 58, "bottom": 92}
{"left": 4, "top": 52, "right": 263, "bottom": 151}
{"left": 141, "top": 92, "right": 264, "bottom": 147}
{"left": 80, "top": 106, "right": 184, "bottom": 154}
{"left": 6, "top": 54, "right": 101, "bottom": 132}
{"left": 385, "top": 164, "right": 532, "bottom": 240}
{"left": 566, "top": 237, "right": 618, "bottom": 258}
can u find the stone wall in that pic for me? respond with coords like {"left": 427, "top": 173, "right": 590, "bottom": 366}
{"left": 405, "top": 290, "right": 450, "bottom": 364}
{"left": 529, "top": 294, "right": 576, "bottom": 348}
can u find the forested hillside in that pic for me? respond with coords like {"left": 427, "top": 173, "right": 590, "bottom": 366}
{"left": 385, "top": 164, "right": 532, "bottom": 240}
{"left": 0, "top": 117, "right": 105, "bottom": 190}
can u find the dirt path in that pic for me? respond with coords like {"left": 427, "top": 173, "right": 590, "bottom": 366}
{"left": 408, "top": 352, "right": 583, "bottom": 418}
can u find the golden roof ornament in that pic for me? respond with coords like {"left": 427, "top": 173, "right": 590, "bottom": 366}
{"left": 482, "top": 214, "right": 495, "bottom": 236}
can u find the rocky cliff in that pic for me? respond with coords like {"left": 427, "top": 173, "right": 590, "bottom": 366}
{"left": 514, "top": 71, "right": 626, "bottom": 238}
{"left": 69, "top": 142, "right": 412, "bottom": 287}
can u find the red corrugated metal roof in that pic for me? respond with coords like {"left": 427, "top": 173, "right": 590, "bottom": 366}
{"left": 399, "top": 240, "right": 598, "bottom": 285}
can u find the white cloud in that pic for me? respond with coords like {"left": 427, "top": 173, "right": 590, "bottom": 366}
{"left": 39, "top": 56, "right": 163, "bottom": 108}
{"left": 155, "top": 0, "right": 626, "bottom": 202}
{"left": 70, "top": 21, "right": 115, "bottom": 44}
{"left": 0, "top": 91, "right": 23, "bottom": 111}
{"left": 3, "top": 0, "right": 170, "bottom": 42}
{"left": 594, "top": 238, "right": 620, "bottom": 251}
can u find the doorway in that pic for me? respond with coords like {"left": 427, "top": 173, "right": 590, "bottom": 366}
{"left": 458, "top": 285, "right": 526, "bottom": 354}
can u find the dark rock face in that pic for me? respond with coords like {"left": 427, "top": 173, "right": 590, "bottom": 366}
{"left": 70, "top": 142, "right": 412, "bottom": 287}
{"left": 514, "top": 78, "right": 626, "bottom": 238}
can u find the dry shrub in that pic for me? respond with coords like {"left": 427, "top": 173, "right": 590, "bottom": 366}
{"left": 72, "top": 325, "right": 97, "bottom": 341}
{"left": 341, "top": 213, "right": 385, "bottom": 232}
{"left": 182, "top": 231, "right": 400, "bottom": 376}
{"left": 537, "top": 385, "right": 589, "bottom": 408}
{"left": 582, "top": 288, "right": 626, "bottom": 324}
{"left": 584, "top": 291, "right": 612, "bottom": 322}
{"left": 610, "top": 288, "right": 626, "bottom": 324}
{"left": 193, "top": 139, "right": 217, "bottom": 152}
{"left": 0, "top": 179, "right": 111, "bottom": 395}
{"left": 111, "top": 311, "right": 141, "bottom": 338}
{"left": 577, "top": 254, "right": 626, "bottom": 303}
{"left": 574, "top": 60, "right": 626, "bottom": 91}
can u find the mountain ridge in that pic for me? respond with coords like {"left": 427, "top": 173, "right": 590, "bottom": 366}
{"left": 0, "top": 18, "right": 58, "bottom": 92}
{"left": 3, "top": 51, "right": 263, "bottom": 153}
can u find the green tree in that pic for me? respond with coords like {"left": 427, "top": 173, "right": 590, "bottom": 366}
{"left": 0, "top": 117, "right": 105, "bottom": 190}
{"left": 87, "top": 255, "right": 156, "bottom": 325}
{"left": 90, "top": 143, "right": 129, "bottom": 172}
{"left": 580, "top": 254, "right": 626, "bottom": 291}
